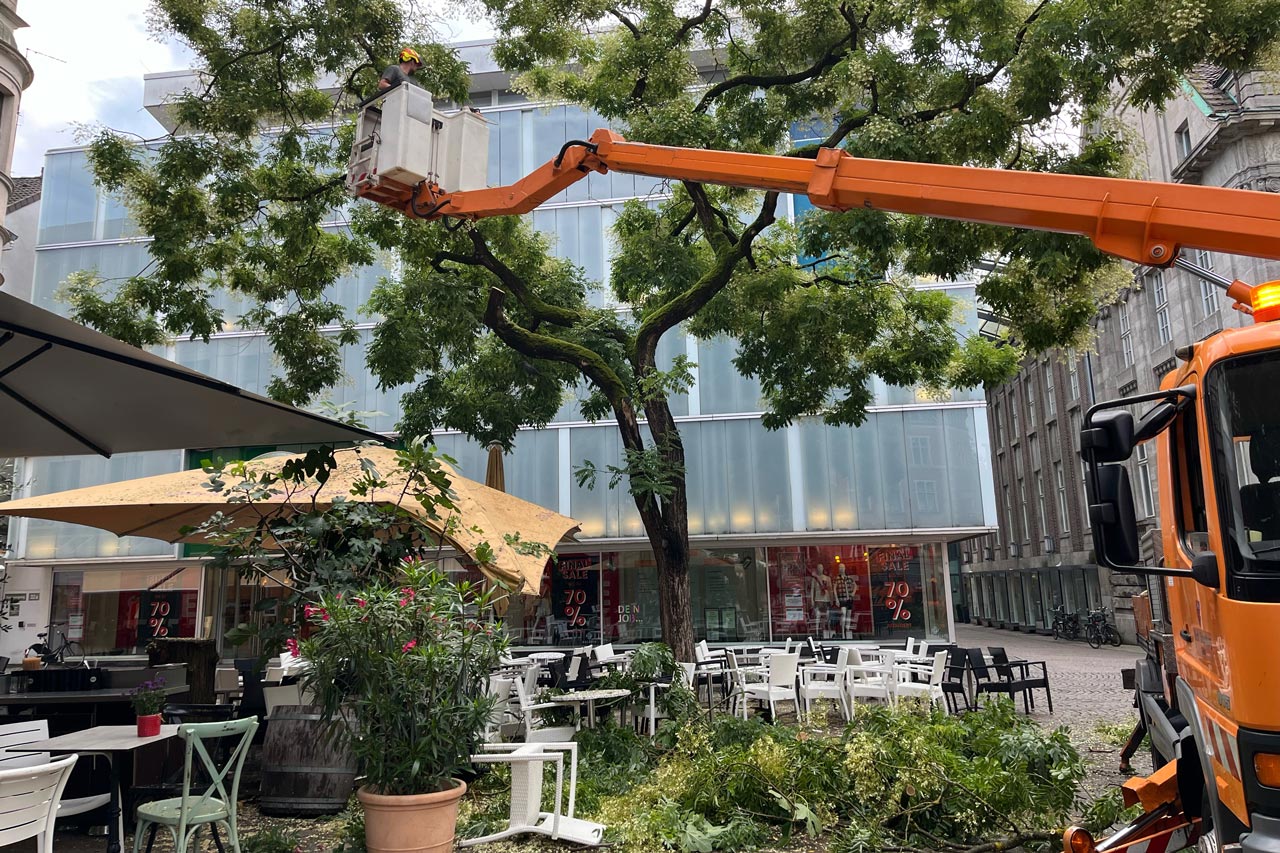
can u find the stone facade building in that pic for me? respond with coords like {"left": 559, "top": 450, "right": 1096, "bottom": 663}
{"left": 960, "top": 67, "right": 1280, "bottom": 642}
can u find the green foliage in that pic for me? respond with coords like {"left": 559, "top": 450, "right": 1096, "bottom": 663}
{"left": 301, "top": 562, "right": 508, "bottom": 796}
{"left": 240, "top": 827, "right": 301, "bottom": 853}
{"left": 587, "top": 700, "right": 1087, "bottom": 853}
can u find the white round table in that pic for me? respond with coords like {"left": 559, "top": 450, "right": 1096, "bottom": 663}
{"left": 549, "top": 688, "right": 631, "bottom": 728}
{"left": 527, "top": 651, "right": 567, "bottom": 664}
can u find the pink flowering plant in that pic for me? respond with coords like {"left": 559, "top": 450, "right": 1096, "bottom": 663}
{"left": 300, "top": 560, "right": 507, "bottom": 795}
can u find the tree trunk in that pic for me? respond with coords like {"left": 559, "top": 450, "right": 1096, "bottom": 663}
{"left": 611, "top": 397, "right": 697, "bottom": 662}
{"left": 652, "top": 520, "right": 695, "bottom": 662}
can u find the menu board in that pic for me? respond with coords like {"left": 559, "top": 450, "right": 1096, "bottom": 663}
{"left": 137, "top": 590, "right": 183, "bottom": 646}
{"left": 552, "top": 554, "right": 599, "bottom": 638}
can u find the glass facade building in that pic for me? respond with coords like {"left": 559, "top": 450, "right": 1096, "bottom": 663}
{"left": 6, "top": 53, "right": 996, "bottom": 658}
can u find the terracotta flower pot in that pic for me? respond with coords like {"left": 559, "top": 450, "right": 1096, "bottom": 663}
{"left": 357, "top": 780, "right": 467, "bottom": 853}
{"left": 137, "top": 714, "right": 162, "bottom": 737}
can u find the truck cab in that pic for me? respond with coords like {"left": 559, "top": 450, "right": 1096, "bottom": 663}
{"left": 1084, "top": 293, "right": 1280, "bottom": 853}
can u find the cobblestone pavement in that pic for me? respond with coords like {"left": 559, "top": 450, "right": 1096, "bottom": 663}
{"left": 955, "top": 623, "right": 1141, "bottom": 730}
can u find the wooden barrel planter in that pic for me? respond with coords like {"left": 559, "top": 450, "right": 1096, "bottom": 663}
{"left": 259, "top": 705, "right": 358, "bottom": 816}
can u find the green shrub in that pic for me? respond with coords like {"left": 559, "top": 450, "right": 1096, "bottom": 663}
{"left": 591, "top": 698, "right": 1088, "bottom": 853}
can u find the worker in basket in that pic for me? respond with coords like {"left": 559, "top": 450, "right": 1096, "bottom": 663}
{"left": 379, "top": 47, "right": 423, "bottom": 91}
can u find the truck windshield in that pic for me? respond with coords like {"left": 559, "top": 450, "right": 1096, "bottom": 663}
{"left": 1206, "top": 351, "right": 1280, "bottom": 569}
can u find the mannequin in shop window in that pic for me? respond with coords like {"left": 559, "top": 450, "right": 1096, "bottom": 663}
{"left": 808, "top": 563, "right": 834, "bottom": 638}
{"left": 834, "top": 562, "right": 859, "bottom": 637}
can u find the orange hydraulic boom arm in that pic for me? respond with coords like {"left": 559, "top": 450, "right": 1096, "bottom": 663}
{"left": 367, "top": 127, "right": 1280, "bottom": 309}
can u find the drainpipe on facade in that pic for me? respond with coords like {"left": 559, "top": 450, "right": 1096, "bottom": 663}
{"left": 1083, "top": 350, "right": 1098, "bottom": 406}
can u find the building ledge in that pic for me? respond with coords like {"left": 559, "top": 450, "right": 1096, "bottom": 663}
{"left": 1172, "top": 110, "right": 1280, "bottom": 184}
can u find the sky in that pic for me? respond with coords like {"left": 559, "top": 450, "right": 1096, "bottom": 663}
{"left": 10, "top": 1, "right": 490, "bottom": 177}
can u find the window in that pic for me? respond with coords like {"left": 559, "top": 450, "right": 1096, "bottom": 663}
{"left": 1197, "top": 250, "right": 1218, "bottom": 318}
{"left": 1048, "top": 422, "right": 1059, "bottom": 455}
{"left": 1045, "top": 364, "right": 1057, "bottom": 417}
{"left": 1030, "top": 434, "right": 1041, "bottom": 471}
{"left": 1175, "top": 122, "right": 1192, "bottom": 160}
{"left": 1150, "top": 270, "right": 1171, "bottom": 345}
{"left": 1025, "top": 373, "right": 1037, "bottom": 424}
{"left": 994, "top": 402, "right": 1005, "bottom": 446}
{"left": 1068, "top": 410, "right": 1081, "bottom": 456}
{"left": 1136, "top": 443, "right": 1156, "bottom": 518}
{"left": 1119, "top": 301, "right": 1135, "bottom": 367}
{"left": 1003, "top": 485, "right": 1014, "bottom": 549}
{"left": 1036, "top": 474, "right": 1047, "bottom": 540}
{"left": 1010, "top": 387, "right": 1021, "bottom": 436}
{"left": 1068, "top": 350, "right": 1080, "bottom": 399}
{"left": 909, "top": 435, "right": 932, "bottom": 466}
{"left": 913, "top": 479, "right": 940, "bottom": 512}
{"left": 1019, "top": 479, "right": 1030, "bottom": 542}
{"left": 1055, "top": 461, "right": 1070, "bottom": 533}
{"left": 51, "top": 567, "right": 202, "bottom": 655}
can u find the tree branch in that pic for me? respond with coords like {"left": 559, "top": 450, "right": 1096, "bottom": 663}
{"left": 634, "top": 191, "right": 778, "bottom": 367}
{"left": 696, "top": 31, "right": 853, "bottom": 113}
{"left": 608, "top": 7, "right": 641, "bottom": 38}
{"left": 482, "top": 287, "right": 629, "bottom": 402}
{"left": 467, "top": 229, "right": 585, "bottom": 328}
{"left": 683, "top": 182, "right": 733, "bottom": 250}
{"left": 673, "top": 0, "right": 715, "bottom": 42}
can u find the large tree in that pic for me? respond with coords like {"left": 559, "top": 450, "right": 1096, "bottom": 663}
{"left": 76, "top": 0, "right": 1280, "bottom": 659}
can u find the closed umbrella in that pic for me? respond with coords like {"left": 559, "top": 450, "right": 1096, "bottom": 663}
{"left": 484, "top": 441, "right": 505, "bottom": 491}
{"left": 0, "top": 445, "right": 578, "bottom": 594}
{"left": 0, "top": 291, "right": 384, "bottom": 457}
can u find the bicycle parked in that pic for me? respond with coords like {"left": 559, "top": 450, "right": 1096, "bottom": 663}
{"left": 1084, "top": 608, "right": 1123, "bottom": 648}
{"left": 25, "top": 622, "right": 85, "bottom": 667}
{"left": 1050, "top": 605, "right": 1081, "bottom": 640}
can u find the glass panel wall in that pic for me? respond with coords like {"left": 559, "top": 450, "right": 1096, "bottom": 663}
{"left": 22, "top": 452, "right": 182, "bottom": 560}
{"left": 51, "top": 566, "right": 201, "bottom": 656}
{"left": 491, "top": 542, "right": 953, "bottom": 647}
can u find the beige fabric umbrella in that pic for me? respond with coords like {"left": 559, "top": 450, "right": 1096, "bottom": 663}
{"left": 484, "top": 441, "right": 505, "bottom": 491}
{"left": 0, "top": 445, "right": 578, "bottom": 595}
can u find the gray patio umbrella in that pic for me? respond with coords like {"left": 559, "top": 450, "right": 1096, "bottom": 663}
{"left": 0, "top": 291, "right": 385, "bottom": 457}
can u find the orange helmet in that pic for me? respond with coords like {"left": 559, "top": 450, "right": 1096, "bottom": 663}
{"left": 399, "top": 48, "right": 423, "bottom": 67}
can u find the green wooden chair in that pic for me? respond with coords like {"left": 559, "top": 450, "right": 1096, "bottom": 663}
{"left": 133, "top": 717, "right": 258, "bottom": 853}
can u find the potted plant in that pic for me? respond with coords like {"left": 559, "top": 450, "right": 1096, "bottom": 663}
{"left": 301, "top": 561, "right": 507, "bottom": 853}
{"left": 130, "top": 676, "right": 167, "bottom": 737}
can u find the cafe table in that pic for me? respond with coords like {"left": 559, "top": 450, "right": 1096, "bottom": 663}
{"left": 11, "top": 724, "right": 180, "bottom": 853}
{"left": 548, "top": 688, "right": 632, "bottom": 728}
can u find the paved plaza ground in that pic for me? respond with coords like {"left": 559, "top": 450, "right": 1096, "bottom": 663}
{"left": 954, "top": 623, "right": 1142, "bottom": 728}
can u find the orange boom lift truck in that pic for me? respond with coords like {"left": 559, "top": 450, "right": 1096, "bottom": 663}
{"left": 349, "top": 83, "right": 1280, "bottom": 853}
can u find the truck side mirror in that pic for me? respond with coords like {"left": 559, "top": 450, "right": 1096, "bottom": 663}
{"left": 1191, "top": 552, "right": 1221, "bottom": 589}
{"left": 1082, "top": 410, "right": 1136, "bottom": 463}
{"left": 1089, "top": 463, "right": 1141, "bottom": 566}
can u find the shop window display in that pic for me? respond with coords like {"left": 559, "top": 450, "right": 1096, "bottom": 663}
{"left": 766, "top": 544, "right": 949, "bottom": 641}
{"left": 52, "top": 567, "right": 201, "bottom": 656}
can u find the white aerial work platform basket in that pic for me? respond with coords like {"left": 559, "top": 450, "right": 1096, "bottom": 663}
{"left": 346, "top": 84, "right": 490, "bottom": 199}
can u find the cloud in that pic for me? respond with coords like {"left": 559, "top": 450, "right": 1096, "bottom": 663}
{"left": 12, "top": 0, "right": 189, "bottom": 174}
{"left": 8, "top": 1, "right": 489, "bottom": 176}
